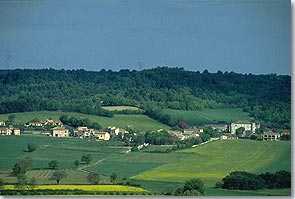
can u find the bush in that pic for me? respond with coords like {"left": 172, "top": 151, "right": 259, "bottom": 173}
{"left": 27, "top": 143, "right": 37, "bottom": 152}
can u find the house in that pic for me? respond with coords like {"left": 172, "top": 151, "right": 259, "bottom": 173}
{"left": 205, "top": 124, "right": 228, "bottom": 132}
{"left": 0, "top": 127, "right": 12, "bottom": 136}
{"left": 230, "top": 120, "right": 259, "bottom": 135}
{"left": 51, "top": 127, "right": 69, "bottom": 137}
{"left": 13, "top": 128, "right": 21, "bottom": 135}
{"left": 74, "top": 126, "right": 90, "bottom": 138}
{"left": 45, "top": 119, "right": 63, "bottom": 126}
{"left": 107, "top": 126, "right": 120, "bottom": 135}
{"left": 96, "top": 132, "right": 110, "bottom": 141}
{"left": 0, "top": 121, "right": 5, "bottom": 126}
{"left": 263, "top": 131, "right": 280, "bottom": 141}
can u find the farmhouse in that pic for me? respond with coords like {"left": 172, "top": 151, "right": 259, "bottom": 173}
{"left": 13, "top": 128, "right": 21, "bottom": 135}
{"left": 51, "top": 127, "right": 69, "bottom": 137}
{"left": 263, "top": 132, "right": 280, "bottom": 141}
{"left": 96, "top": 132, "right": 110, "bottom": 141}
{"left": 107, "top": 126, "right": 120, "bottom": 135}
{"left": 230, "top": 120, "right": 259, "bottom": 134}
{"left": 0, "top": 127, "right": 12, "bottom": 136}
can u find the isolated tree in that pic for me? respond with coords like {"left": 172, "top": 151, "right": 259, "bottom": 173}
{"left": 87, "top": 172, "right": 100, "bottom": 184}
{"left": 74, "top": 160, "right": 79, "bottom": 168}
{"left": 27, "top": 143, "right": 37, "bottom": 152}
{"left": 14, "top": 175, "right": 29, "bottom": 190}
{"left": 49, "top": 170, "right": 67, "bottom": 185}
{"left": 12, "top": 157, "right": 33, "bottom": 176}
{"left": 81, "top": 154, "right": 93, "bottom": 165}
{"left": 110, "top": 172, "right": 118, "bottom": 184}
{"left": 28, "top": 177, "right": 37, "bottom": 190}
{"left": 48, "top": 160, "right": 59, "bottom": 169}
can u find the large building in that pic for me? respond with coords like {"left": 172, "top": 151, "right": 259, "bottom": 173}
{"left": 230, "top": 120, "right": 259, "bottom": 134}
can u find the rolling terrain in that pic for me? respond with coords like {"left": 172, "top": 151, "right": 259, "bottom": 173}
{"left": 0, "top": 111, "right": 169, "bottom": 132}
{"left": 0, "top": 133, "right": 290, "bottom": 196}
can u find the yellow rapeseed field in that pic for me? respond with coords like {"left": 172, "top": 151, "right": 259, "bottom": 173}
{"left": 4, "top": 184, "right": 147, "bottom": 192}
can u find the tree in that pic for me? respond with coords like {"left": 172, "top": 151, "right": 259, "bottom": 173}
{"left": 0, "top": 178, "right": 5, "bottom": 190}
{"left": 27, "top": 143, "right": 37, "bottom": 152}
{"left": 74, "top": 160, "right": 79, "bottom": 168}
{"left": 49, "top": 170, "right": 67, "bottom": 185}
{"left": 235, "top": 127, "right": 245, "bottom": 137}
{"left": 81, "top": 154, "right": 93, "bottom": 165}
{"left": 48, "top": 160, "right": 59, "bottom": 169}
{"left": 14, "top": 175, "right": 29, "bottom": 190}
{"left": 174, "top": 178, "right": 204, "bottom": 196}
{"left": 28, "top": 177, "right": 37, "bottom": 190}
{"left": 87, "top": 172, "right": 100, "bottom": 184}
{"left": 110, "top": 172, "right": 118, "bottom": 184}
{"left": 12, "top": 157, "right": 33, "bottom": 176}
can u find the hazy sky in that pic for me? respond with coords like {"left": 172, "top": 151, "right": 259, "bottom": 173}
{"left": 0, "top": 0, "right": 291, "bottom": 74}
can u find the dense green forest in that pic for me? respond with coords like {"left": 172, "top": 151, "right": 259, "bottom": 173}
{"left": 0, "top": 67, "right": 290, "bottom": 129}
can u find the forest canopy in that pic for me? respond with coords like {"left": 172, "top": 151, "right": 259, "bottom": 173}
{"left": 0, "top": 67, "right": 290, "bottom": 129}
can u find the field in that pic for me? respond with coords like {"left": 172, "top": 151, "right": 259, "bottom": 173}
{"left": 0, "top": 134, "right": 291, "bottom": 196}
{"left": 131, "top": 140, "right": 291, "bottom": 186}
{"left": 0, "top": 111, "right": 169, "bottom": 132}
{"left": 102, "top": 106, "right": 141, "bottom": 111}
{"left": 163, "top": 108, "right": 252, "bottom": 125}
{"left": 4, "top": 184, "right": 147, "bottom": 192}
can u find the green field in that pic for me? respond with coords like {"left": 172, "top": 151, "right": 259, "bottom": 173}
{"left": 163, "top": 108, "right": 253, "bottom": 125}
{"left": 0, "top": 111, "right": 169, "bottom": 131}
{"left": 131, "top": 140, "right": 291, "bottom": 186}
{"left": 0, "top": 134, "right": 291, "bottom": 196}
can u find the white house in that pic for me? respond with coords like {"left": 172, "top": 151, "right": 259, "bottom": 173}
{"left": 230, "top": 120, "right": 259, "bottom": 134}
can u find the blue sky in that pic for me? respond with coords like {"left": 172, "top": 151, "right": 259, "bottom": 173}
{"left": 0, "top": 0, "right": 291, "bottom": 74}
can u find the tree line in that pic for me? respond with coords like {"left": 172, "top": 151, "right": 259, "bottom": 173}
{"left": 216, "top": 170, "right": 291, "bottom": 190}
{"left": 0, "top": 67, "right": 290, "bottom": 129}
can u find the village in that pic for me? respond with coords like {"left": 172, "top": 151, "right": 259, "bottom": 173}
{"left": 0, "top": 118, "right": 289, "bottom": 143}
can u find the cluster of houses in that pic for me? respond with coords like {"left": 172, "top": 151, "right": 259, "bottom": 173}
{"left": 0, "top": 118, "right": 289, "bottom": 142}
{"left": 168, "top": 120, "right": 287, "bottom": 141}
{"left": 0, "top": 121, "right": 21, "bottom": 136}
{"left": 50, "top": 125, "right": 124, "bottom": 141}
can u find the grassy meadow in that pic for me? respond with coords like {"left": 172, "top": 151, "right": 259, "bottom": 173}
{"left": 131, "top": 140, "right": 291, "bottom": 186}
{"left": 163, "top": 108, "right": 253, "bottom": 125}
{"left": 0, "top": 111, "right": 169, "bottom": 132}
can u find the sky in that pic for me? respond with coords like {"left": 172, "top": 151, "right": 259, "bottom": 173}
{"left": 0, "top": 0, "right": 291, "bottom": 74}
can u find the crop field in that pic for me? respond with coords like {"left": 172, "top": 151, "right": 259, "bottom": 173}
{"left": 0, "top": 111, "right": 169, "bottom": 131}
{"left": 163, "top": 108, "right": 252, "bottom": 125}
{"left": 131, "top": 140, "right": 291, "bottom": 187}
{"left": 102, "top": 106, "right": 141, "bottom": 111}
{"left": 3, "top": 184, "right": 147, "bottom": 192}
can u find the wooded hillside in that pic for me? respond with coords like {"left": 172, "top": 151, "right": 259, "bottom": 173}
{"left": 0, "top": 67, "right": 290, "bottom": 128}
